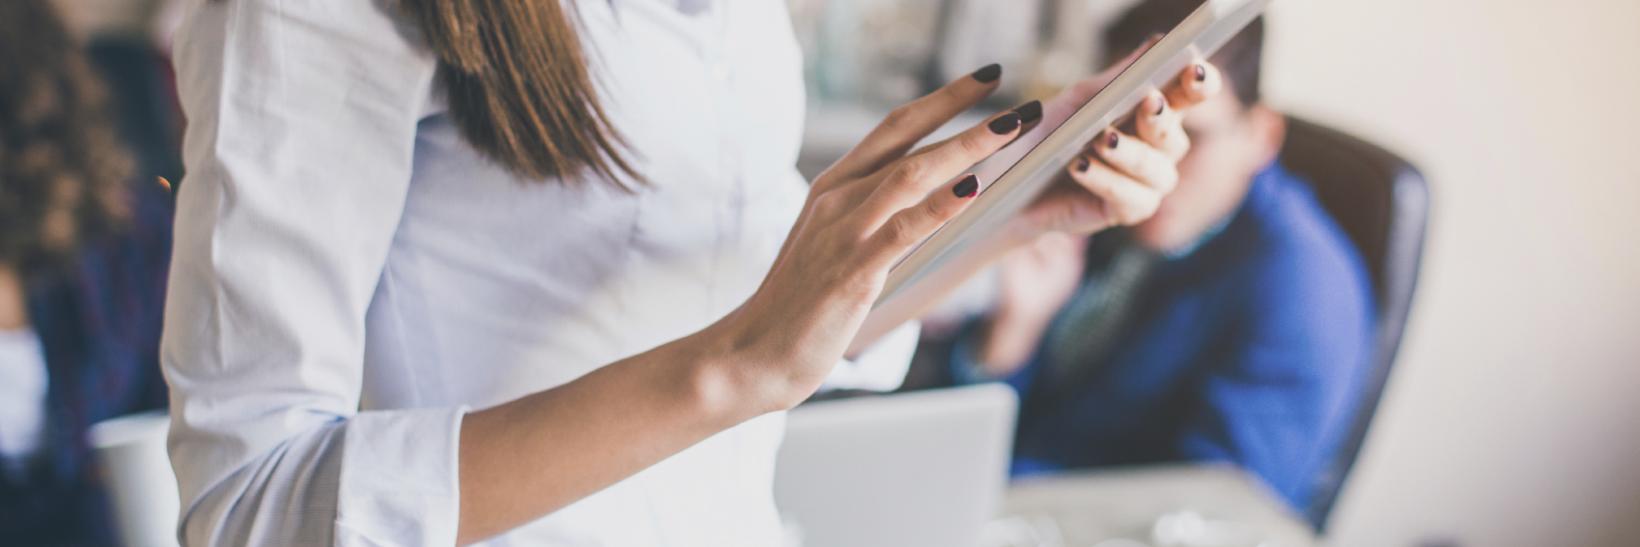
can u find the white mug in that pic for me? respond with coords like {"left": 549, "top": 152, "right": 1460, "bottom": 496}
{"left": 88, "top": 410, "right": 180, "bottom": 547}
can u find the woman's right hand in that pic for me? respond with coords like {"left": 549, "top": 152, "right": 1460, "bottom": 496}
{"left": 699, "top": 67, "right": 1026, "bottom": 413}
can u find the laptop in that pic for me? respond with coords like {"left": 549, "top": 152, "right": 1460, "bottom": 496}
{"left": 774, "top": 384, "right": 1018, "bottom": 547}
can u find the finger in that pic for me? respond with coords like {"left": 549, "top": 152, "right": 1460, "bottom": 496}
{"left": 906, "top": 99, "right": 1044, "bottom": 158}
{"left": 859, "top": 174, "right": 981, "bottom": 270}
{"left": 1163, "top": 60, "right": 1222, "bottom": 112}
{"left": 855, "top": 106, "right": 1025, "bottom": 226}
{"left": 1134, "top": 90, "right": 1190, "bottom": 161}
{"left": 830, "top": 64, "right": 1004, "bottom": 181}
{"left": 830, "top": 102, "right": 1029, "bottom": 209}
{"left": 1066, "top": 155, "right": 1163, "bottom": 226}
{"left": 1088, "top": 127, "right": 1179, "bottom": 194}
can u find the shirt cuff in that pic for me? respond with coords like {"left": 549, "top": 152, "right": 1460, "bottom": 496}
{"left": 820, "top": 321, "right": 921, "bottom": 392}
{"left": 335, "top": 406, "right": 466, "bottom": 546}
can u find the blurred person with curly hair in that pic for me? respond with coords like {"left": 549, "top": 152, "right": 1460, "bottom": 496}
{"left": 0, "top": 1, "right": 176, "bottom": 543}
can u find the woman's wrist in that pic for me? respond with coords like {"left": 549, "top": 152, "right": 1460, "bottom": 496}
{"left": 680, "top": 313, "right": 817, "bottom": 422}
{"left": 660, "top": 331, "right": 763, "bottom": 429}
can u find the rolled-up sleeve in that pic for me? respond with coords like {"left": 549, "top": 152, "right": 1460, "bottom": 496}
{"left": 159, "top": 2, "right": 460, "bottom": 545}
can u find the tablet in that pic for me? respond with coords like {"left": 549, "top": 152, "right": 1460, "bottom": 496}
{"left": 877, "top": 0, "right": 1272, "bottom": 305}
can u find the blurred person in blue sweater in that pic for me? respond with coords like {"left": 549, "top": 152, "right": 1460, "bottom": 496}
{"left": 942, "top": 0, "right": 1373, "bottom": 516}
{"left": 0, "top": 1, "right": 178, "bottom": 543}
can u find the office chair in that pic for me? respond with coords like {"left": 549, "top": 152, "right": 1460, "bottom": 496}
{"left": 1278, "top": 116, "right": 1430, "bottom": 531}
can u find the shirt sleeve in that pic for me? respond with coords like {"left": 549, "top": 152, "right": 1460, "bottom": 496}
{"left": 159, "top": 2, "right": 462, "bottom": 545}
{"left": 1172, "top": 246, "right": 1375, "bottom": 512}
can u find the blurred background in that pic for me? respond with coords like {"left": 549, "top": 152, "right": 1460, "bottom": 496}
{"left": 4, "top": 0, "right": 1636, "bottom": 546}
{"left": 1261, "top": 2, "right": 1640, "bottom": 546}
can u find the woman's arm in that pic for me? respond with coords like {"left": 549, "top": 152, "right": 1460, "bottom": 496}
{"left": 455, "top": 67, "right": 1036, "bottom": 543}
{"left": 164, "top": 3, "right": 455, "bottom": 545}
{"left": 169, "top": 2, "right": 1035, "bottom": 544}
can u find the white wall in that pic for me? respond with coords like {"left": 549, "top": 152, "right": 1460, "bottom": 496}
{"left": 1261, "top": 1, "right": 1640, "bottom": 546}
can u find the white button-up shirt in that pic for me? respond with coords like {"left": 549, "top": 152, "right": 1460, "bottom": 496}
{"left": 162, "top": 1, "right": 918, "bottom": 545}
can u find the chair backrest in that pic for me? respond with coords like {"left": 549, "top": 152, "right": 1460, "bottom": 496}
{"left": 1277, "top": 116, "right": 1430, "bottom": 531}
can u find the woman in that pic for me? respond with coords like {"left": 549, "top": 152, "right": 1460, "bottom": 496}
{"left": 163, "top": 1, "right": 1220, "bottom": 545}
{"left": 0, "top": 2, "right": 174, "bottom": 543}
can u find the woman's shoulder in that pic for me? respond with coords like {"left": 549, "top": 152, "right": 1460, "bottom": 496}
{"left": 175, "top": 0, "right": 440, "bottom": 90}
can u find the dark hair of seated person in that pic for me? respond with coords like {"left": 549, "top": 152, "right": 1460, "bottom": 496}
{"left": 1103, "top": 0, "right": 1265, "bottom": 109}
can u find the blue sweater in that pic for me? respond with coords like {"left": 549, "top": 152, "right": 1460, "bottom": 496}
{"left": 962, "top": 164, "right": 1374, "bottom": 513}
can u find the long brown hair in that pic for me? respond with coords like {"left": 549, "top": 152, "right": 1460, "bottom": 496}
{"left": 401, "top": 0, "right": 639, "bottom": 186}
{"left": 0, "top": 0, "right": 133, "bottom": 272}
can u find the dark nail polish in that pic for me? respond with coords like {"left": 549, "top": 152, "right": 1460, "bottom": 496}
{"left": 1105, "top": 130, "right": 1120, "bottom": 149}
{"left": 1075, "top": 157, "right": 1090, "bottom": 173}
{"left": 987, "top": 112, "right": 1021, "bottom": 135}
{"left": 1012, "top": 100, "right": 1043, "bottom": 125}
{"left": 971, "top": 63, "right": 1002, "bottom": 83}
{"left": 953, "top": 175, "right": 979, "bottom": 198}
{"left": 1194, "top": 64, "right": 1207, "bottom": 82}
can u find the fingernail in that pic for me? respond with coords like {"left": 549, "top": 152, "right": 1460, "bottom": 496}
{"left": 1011, "top": 100, "right": 1043, "bottom": 125}
{"left": 953, "top": 174, "right": 979, "bottom": 198}
{"left": 988, "top": 112, "right": 1022, "bottom": 134}
{"left": 1105, "top": 130, "right": 1120, "bottom": 150}
{"left": 1153, "top": 94, "right": 1166, "bottom": 116}
{"left": 1194, "top": 63, "right": 1207, "bottom": 82}
{"left": 1075, "top": 157, "right": 1090, "bottom": 173}
{"left": 971, "top": 63, "right": 1002, "bottom": 83}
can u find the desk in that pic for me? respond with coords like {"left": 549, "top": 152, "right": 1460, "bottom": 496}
{"left": 996, "top": 464, "right": 1318, "bottom": 547}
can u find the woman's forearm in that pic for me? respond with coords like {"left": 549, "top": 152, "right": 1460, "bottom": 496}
{"left": 455, "top": 332, "right": 755, "bottom": 544}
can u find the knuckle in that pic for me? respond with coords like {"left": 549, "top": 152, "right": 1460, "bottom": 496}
{"left": 884, "top": 212, "right": 921, "bottom": 247}
{"left": 1109, "top": 199, "right": 1141, "bottom": 226}
{"left": 881, "top": 105, "right": 916, "bottom": 132}
{"left": 1117, "top": 197, "right": 1160, "bottom": 225}
{"left": 813, "top": 188, "right": 846, "bottom": 217}
{"left": 922, "top": 194, "right": 950, "bottom": 221}
{"left": 1075, "top": 165, "right": 1111, "bottom": 193}
{"left": 895, "top": 157, "right": 932, "bottom": 184}
{"left": 956, "top": 132, "right": 990, "bottom": 158}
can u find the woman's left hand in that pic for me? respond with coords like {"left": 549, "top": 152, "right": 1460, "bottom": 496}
{"left": 1009, "top": 56, "right": 1223, "bottom": 241}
